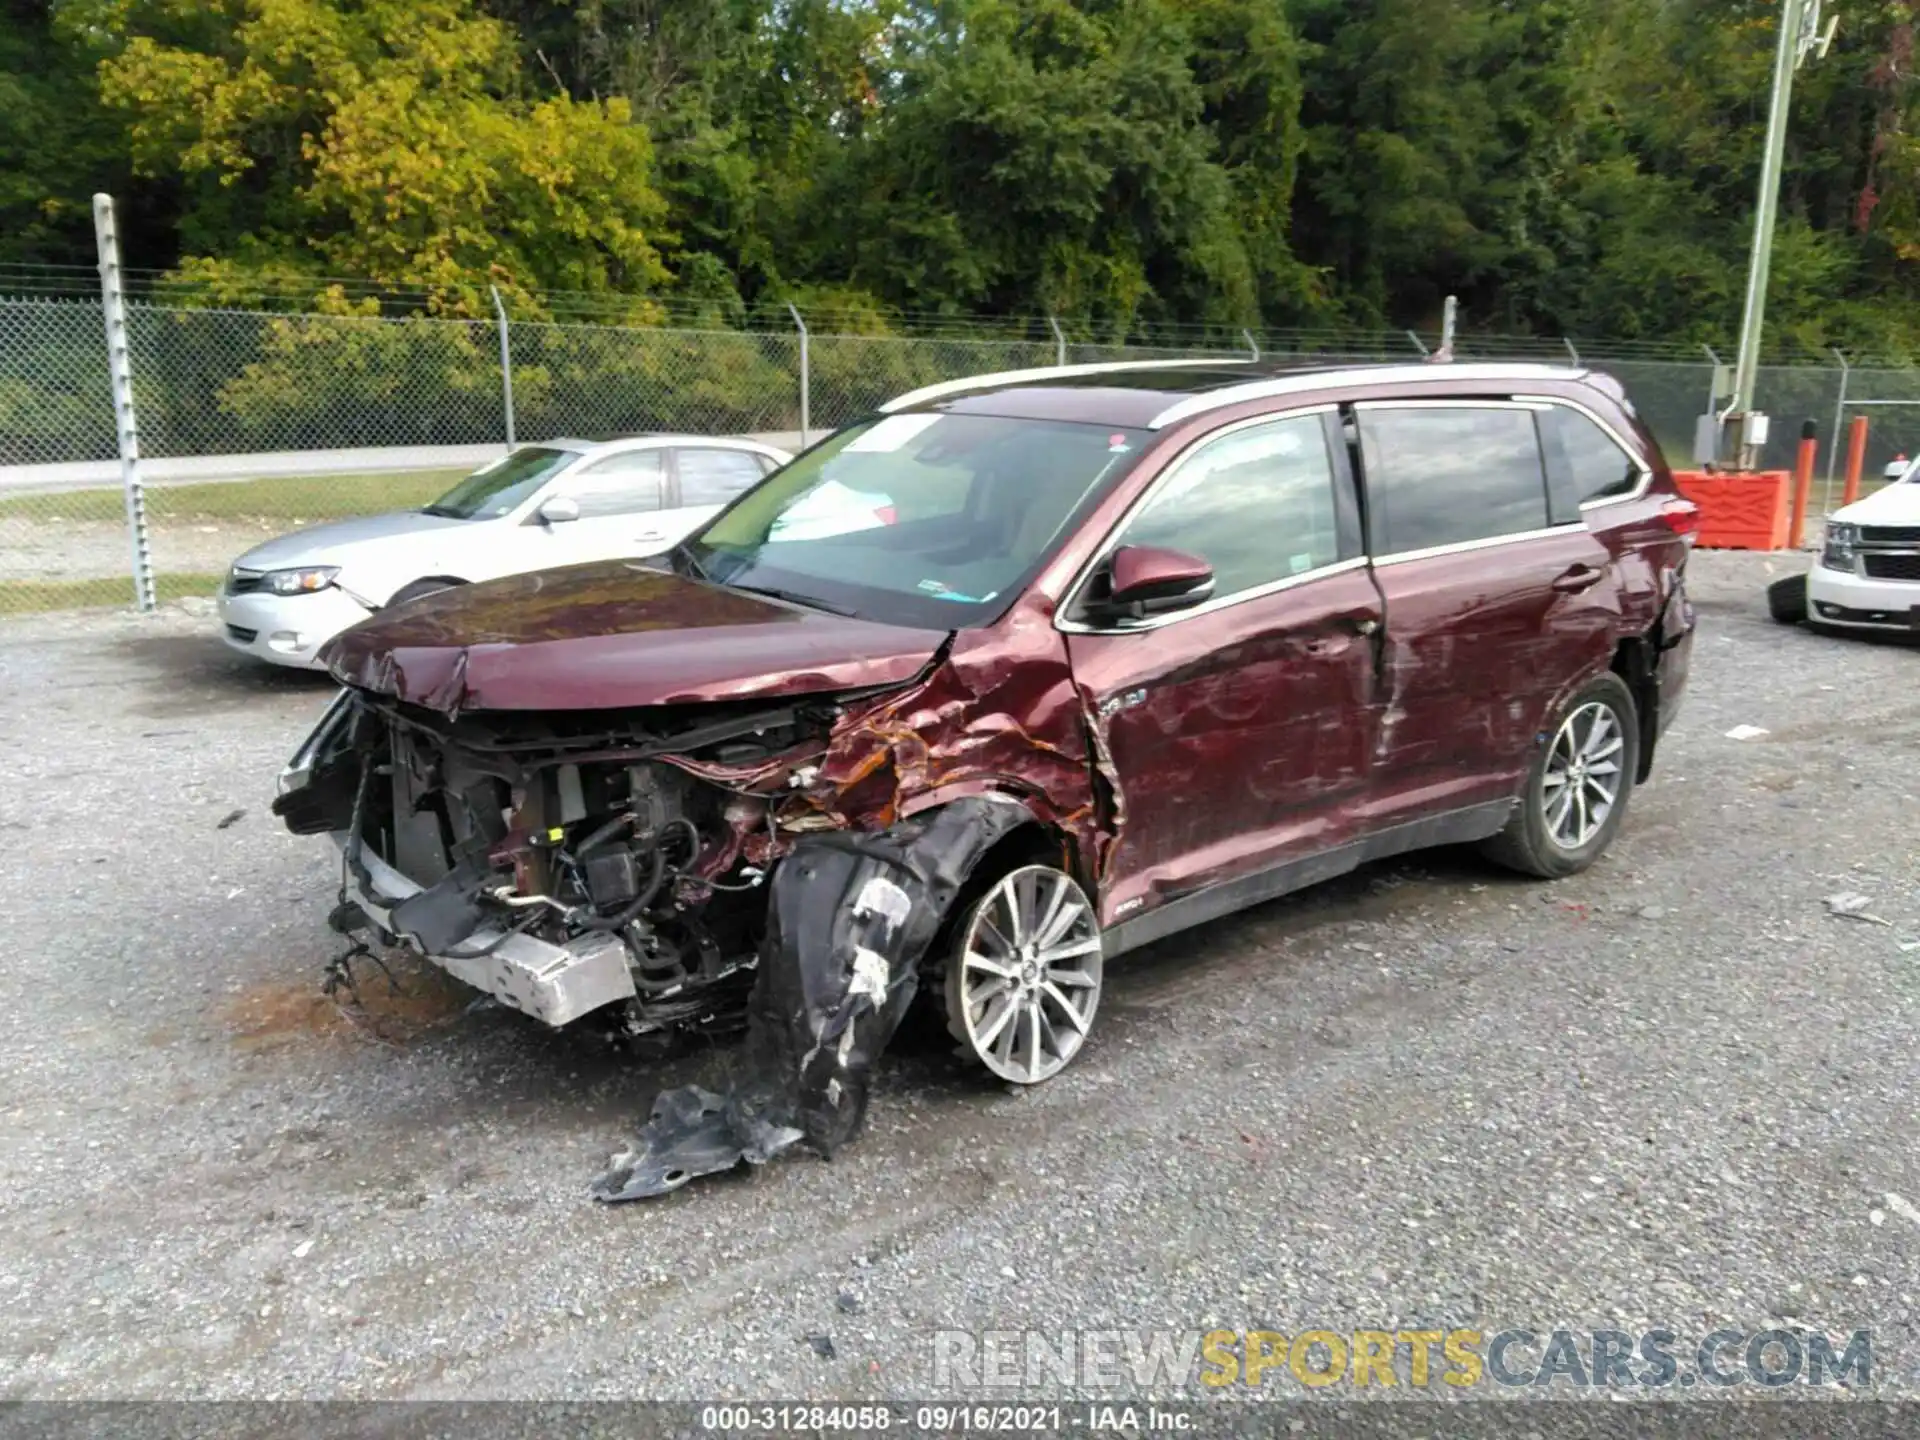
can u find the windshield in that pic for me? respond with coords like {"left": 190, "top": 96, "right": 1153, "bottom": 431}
{"left": 424, "top": 447, "right": 574, "bottom": 520}
{"left": 674, "top": 412, "right": 1148, "bottom": 628}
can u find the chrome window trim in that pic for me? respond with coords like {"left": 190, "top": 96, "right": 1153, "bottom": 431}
{"left": 1054, "top": 405, "right": 1354, "bottom": 635}
{"left": 1350, "top": 397, "right": 1547, "bottom": 413}
{"left": 1057, "top": 558, "right": 1371, "bottom": 635}
{"left": 1512, "top": 393, "right": 1655, "bottom": 509}
{"left": 1145, "top": 363, "right": 1584, "bottom": 430}
{"left": 878, "top": 359, "right": 1253, "bottom": 415}
{"left": 1370, "top": 524, "right": 1588, "bottom": 569}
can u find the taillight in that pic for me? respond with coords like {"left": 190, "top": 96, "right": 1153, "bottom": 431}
{"left": 875, "top": 505, "right": 898, "bottom": 525}
{"left": 1658, "top": 499, "right": 1701, "bottom": 541}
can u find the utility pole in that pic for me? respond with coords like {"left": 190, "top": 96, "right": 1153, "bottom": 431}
{"left": 1724, "top": 0, "right": 1836, "bottom": 470}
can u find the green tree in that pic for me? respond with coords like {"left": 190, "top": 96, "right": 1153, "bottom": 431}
{"left": 69, "top": 0, "right": 672, "bottom": 313}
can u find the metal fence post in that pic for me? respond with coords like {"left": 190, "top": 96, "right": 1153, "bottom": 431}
{"left": 93, "top": 194, "right": 155, "bottom": 613}
{"left": 1047, "top": 315, "right": 1067, "bottom": 367}
{"left": 1435, "top": 296, "right": 1459, "bottom": 361}
{"left": 1564, "top": 337, "right": 1581, "bottom": 366}
{"left": 1824, "top": 346, "right": 1850, "bottom": 514}
{"left": 787, "top": 303, "right": 810, "bottom": 449}
{"left": 1242, "top": 328, "right": 1261, "bottom": 361}
{"left": 490, "top": 284, "right": 516, "bottom": 451}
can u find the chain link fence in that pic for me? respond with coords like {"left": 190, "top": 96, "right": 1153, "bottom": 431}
{"left": 4, "top": 292, "right": 1919, "bottom": 615}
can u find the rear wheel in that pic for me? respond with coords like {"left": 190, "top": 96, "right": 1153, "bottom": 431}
{"left": 1481, "top": 673, "right": 1640, "bottom": 880}
{"left": 942, "top": 863, "right": 1103, "bottom": 1084}
{"left": 1766, "top": 573, "right": 1808, "bottom": 625}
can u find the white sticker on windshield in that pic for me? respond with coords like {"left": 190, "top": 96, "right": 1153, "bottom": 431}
{"left": 845, "top": 413, "right": 943, "bottom": 453}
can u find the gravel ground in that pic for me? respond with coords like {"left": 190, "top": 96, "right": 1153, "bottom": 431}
{"left": 0, "top": 549, "right": 1916, "bottom": 1403}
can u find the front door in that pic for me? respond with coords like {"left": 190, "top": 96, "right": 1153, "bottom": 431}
{"left": 1063, "top": 409, "right": 1383, "bottom": 929}
{"left": 537, "top": 449, "right": 671, "bottom": 565}
{"left": 1350, "top": 401, "right": 1618, "bottom": 830}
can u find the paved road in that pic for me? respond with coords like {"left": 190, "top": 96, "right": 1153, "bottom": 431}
{"left": 0, "top": 551, "right": 1915, "bottom": 1402}
{"left": 0, "top": 433, "right": 813, "bottom": 495}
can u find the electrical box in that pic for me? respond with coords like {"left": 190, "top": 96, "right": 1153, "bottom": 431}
{"left": 1747, "top": 413, "right": 1771, "bottom": 448}
{"left": 1692, "top": 414, "right": 1721, "bottom": 466}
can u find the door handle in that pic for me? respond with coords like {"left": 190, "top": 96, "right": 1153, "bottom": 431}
{"left": 1552, "top": 564, "right": 1604, "bottom": 594}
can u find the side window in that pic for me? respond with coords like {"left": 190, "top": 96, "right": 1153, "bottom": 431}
{"left": 566, "top": 450, "right": 664, "bottom": 519}
{"left": 1545, "top": 407, "right": 1643, "bottom": 504}
{"left": 1358, "top": 407, "right": 1549, "bottom": 555}
{"left": 677, "top": 448, "right": 770, "bottom": 507}
{"left": 1112, "top": 414, "right": 1342, "bottom": 601}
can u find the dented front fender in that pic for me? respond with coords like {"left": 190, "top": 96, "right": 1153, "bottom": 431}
{"left": 592, "top": 795, "right": 1038, "bottom": 1201}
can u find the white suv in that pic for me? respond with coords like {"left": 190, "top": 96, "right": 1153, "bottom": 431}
{"left": 1771, "top": 459, "right": 1920, "bottom": 633}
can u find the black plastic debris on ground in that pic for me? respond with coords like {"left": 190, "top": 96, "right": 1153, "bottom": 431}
{"left": 591, "top": 797, "right": 1031, "bottom": 1202}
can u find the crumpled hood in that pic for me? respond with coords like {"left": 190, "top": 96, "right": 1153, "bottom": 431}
{"left": 321, "top": 559, "right": 951, "bottom": 712}
{"left": 232, "top": 510, "right": 470, "bottom": 573}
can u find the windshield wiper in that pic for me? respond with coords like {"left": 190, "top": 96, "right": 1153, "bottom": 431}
{"left": 731, "top": 583, "right": 857, "bottom": 617}
{"left": 420, "top": 504, "right": 465, "bottom": 519}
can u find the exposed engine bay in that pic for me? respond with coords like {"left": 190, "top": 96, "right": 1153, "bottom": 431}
{"left": 272, "top": 680, "right": 1059, "bottom": 1199}
{"left": 275, "top": 687, "right": 853, "bottom": 1039}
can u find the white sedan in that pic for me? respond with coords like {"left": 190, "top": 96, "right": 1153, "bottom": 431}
{"left": 218, "top": 434, "right": 791, "bottom": 668}
{"left": 1771, "top": 456, "right": 1920, "bottom": 633}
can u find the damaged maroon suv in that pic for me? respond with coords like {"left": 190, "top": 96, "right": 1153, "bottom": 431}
{"left": 274, "top": 359, "right": 1698, "bottom": 1197}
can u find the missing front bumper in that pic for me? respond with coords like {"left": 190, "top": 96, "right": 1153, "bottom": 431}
{"left": 335, "top": 836, "right": 638, "bottom": 1027}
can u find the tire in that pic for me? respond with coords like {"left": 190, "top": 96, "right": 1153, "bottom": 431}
{"left": 1481, "top": 673, "right": 1641, "bottom": 880}
{"left": 941, "top": 862, "right": 1103, "bottom": 1085}
{"left": 1766, "top": 573, "right": 1808, "bottom": 625}
{"left": 387, "top": 577, "right": 463, "bottom": 609}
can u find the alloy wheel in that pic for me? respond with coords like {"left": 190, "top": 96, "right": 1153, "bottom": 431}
{"left": 951, "top": 865, "right": 1103, "bottom": 1084}
{"left": 1541, "top": 701, "right": 1625, "bottom": 850}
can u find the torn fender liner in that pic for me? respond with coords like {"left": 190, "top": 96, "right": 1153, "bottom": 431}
{"left": 592, "top": 795, "right": 1033, "bottom": 1202}
{"left": 589, "top": 1087, "right": 803, "bottom": 1200}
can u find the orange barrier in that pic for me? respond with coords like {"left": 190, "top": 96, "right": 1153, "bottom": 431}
{"left": 1671, "top": 470, "right": 1792, "bottom": 551}
{"left": 1843, "top": 415, "right": 1869, "bottom": 507}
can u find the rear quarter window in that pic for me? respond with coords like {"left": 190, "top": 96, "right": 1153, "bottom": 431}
{"left": 1357, "top": 406, "right": 1551, "bottom": 555}
{"left": 1544, "top": 407, "right": 1645, "bottom": 504}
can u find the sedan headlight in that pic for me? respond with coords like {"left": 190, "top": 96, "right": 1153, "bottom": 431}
{"left": 1820, "top": 524, "right": 1859, "bottom": 572}
{"left": 263, "top": 566, "right": 341, "bottom": 595}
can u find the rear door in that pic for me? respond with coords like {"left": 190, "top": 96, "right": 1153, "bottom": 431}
{"left": 1063, "top": 409, "right": 1383, "bottom": 927}
{"left": 1352, "top": 400, "right": 1617, "bottom": 829}
{"left": 657, "top": 447, "right": 778, "bottom": 550}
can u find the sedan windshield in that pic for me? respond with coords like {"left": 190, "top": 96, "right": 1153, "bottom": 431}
{"left": 675, "top": 413, "right": 1148, "bottom": 628}
{"left": 424, "top": 447, "right": 574, "bottom": 520}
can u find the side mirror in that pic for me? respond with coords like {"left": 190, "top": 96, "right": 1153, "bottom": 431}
{"left": 538, "top": 495, "right": 580, "bottom": 525}
{"left": 1091, "top": 545, "right": 1215, "bottom": 622}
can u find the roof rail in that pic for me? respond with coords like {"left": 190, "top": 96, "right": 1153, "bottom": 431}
{"left": 1145, "top": 362, "right": 1587, "bottom": 430}
{"left": 877, "top": 358, "right": 1253, "bottom": 415}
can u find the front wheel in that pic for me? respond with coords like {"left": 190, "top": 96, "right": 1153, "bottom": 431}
{"left": 1767, "top": 573, "right": 1809, "bottom": 625}
{"left": 1481, "top": 673, "right": 1641, "bottom": 880}
{"left": 943, "top": 864, "right": 1103, "bottom": 1085}
{"left": 388, "top": 577, "right": 463, "bottom": 609}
